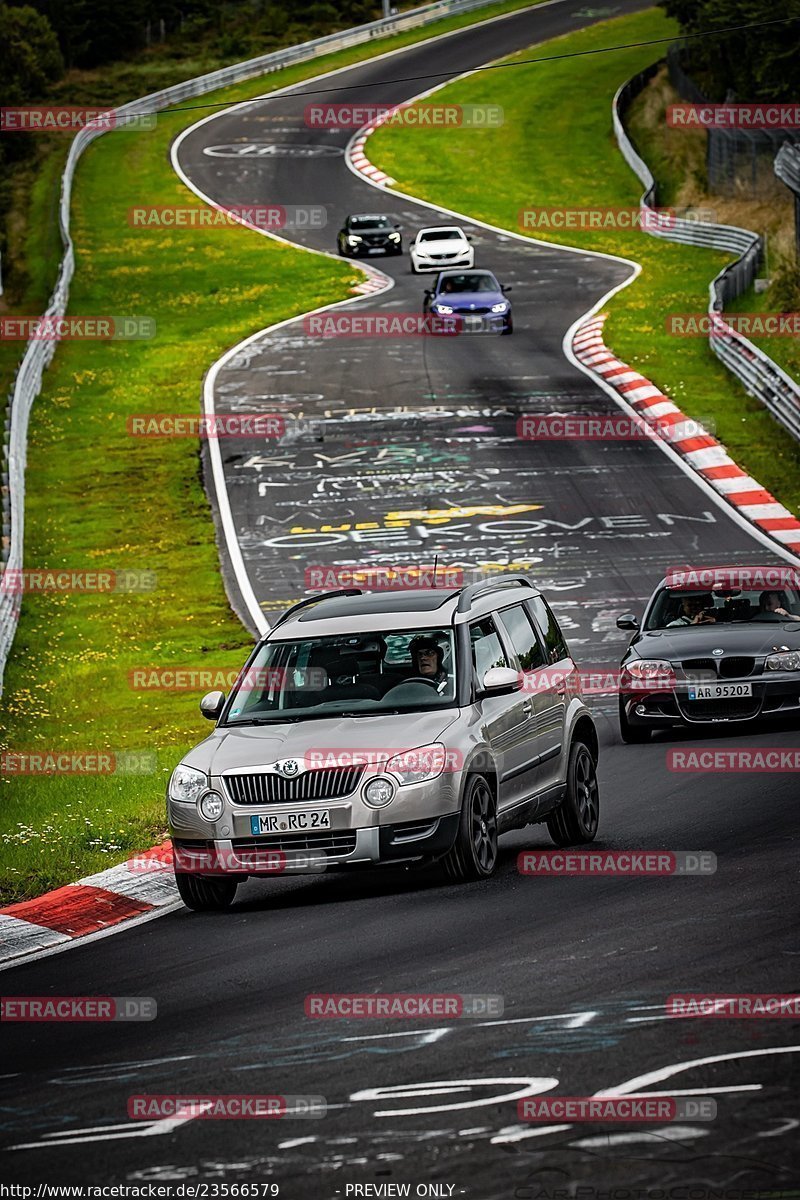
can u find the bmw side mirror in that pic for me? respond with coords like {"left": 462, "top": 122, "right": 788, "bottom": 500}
{"left": 424, "top": 288, "right": 432, "bottom": 297}
{"left": 501, "top": 285, "right": 512, "bottom": 293}
{"left": 466, "top": 235, "right": 473, "bottom": 242}
{"left": 200, "top": 690, "right": 226, "bottom": 720}
{"left": 616, "top": 613, "right": 640, "bottom": 631}
{"left": 481, "top": 666, "right": 521, "bottom": 695}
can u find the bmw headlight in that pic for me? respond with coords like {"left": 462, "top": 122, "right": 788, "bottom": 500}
{"left": 491, "top": 302, "right": 509, "bottom": 313}
{"left": 384, "top": 743, "right": 450, "bottom": 786}
{"left": 169, "top": 763, "right": 207, "bottom": 803}
{"left": 433, "top": 303, "right": 454, "bottom": 314}
{"left": 621, "top": 659, "right": 675, "bottom": 689}
{"left": 766, "top": 650, "right": 800, "bottom": 671}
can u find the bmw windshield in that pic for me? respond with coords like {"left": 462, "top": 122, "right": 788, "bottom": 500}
{"left": 645, "top": 586, "right": 800, "bottom": 630}
{"left": 223, "top": 628, "right": 457, "bottom": 724}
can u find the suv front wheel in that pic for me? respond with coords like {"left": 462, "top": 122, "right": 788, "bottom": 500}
{"left": 442, "top": 774, "right": 498, "bottom": 882}
{"left": 175, "top": 872, "right": 238, "bottom": 912}
{"left": 547, "top": 741, "right": 599, "bottom": 846}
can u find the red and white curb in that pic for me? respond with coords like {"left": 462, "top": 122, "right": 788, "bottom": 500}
{"left": 0, "top": 843, "right": 178, "bottom": 968}
{"left": 573, "top": 314, "right": 800, "bottom": 556}
{"left": 348, "top": 119, "right": 397, "bottom": 188}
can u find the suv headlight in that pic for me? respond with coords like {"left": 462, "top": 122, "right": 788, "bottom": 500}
{"left": 169, "top": 764, "right": 207, "bottom": 803}
{"left": 384, "top": 742, "right": 450, "bottom": 786}
{"left": 347, "top": 235, "right": 362, "bottom": 244}
{"left": 621, "top": 659, "right": 675, "bottom": 689}
{"left": 766, "top": 650, "right": 800, "bottom": 671}
{"left": 388, "top": 231, "right": 401, "bottom": 241}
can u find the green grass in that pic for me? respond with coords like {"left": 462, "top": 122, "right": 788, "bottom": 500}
{"left": 0, "top": 0, "right": 551, "bottom": 904}
{"left": 368, "top": 8, "right": 800, "bottom": 513}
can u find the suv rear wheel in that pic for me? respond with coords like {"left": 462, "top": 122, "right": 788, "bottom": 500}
{"left": 442, "top": 774, "right": 498, "bottom": 882}
{"left": 175, "top": 872, "right": 238, "bottom": 912}
{"left": 547, "top": 741, "right": 599, "bottom": 846}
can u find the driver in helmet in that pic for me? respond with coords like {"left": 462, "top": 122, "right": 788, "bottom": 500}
{"left": 409, "top": 635, "right": 448, "bottom": 687}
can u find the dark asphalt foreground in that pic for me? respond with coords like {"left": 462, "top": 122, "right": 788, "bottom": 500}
{"left": 3, "top": 0, "right": 799, "bottom": 1192}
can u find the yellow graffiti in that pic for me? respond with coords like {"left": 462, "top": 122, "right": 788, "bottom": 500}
{"left": 386, "top": 503, "right": 544, "bottom": 521}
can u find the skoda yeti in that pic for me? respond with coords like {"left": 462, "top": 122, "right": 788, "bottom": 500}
{"left": 168, "top": 577, "right": 600, "bottom": 910}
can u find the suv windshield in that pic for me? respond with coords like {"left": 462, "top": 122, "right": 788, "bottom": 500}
{"left": 438, "top": 272, "right": 498, "bottom": 293}
{"left": 350, "top": 216, "right": 391, "bottom": 230}
{"left": 224, "top": 627, "right": 456, "bottom": 724}
{"left": 645, "top": 586, "right": 800, "bottom": 629}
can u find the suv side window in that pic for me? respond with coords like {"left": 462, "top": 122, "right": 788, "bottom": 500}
{"left": 469, "top": 616, "right": 509, "bottom": 681}
{"left": 497, "top": 604, "right": 546, "bottom": 672}
{"left": 526, "top": 596, "right": 569, "bottom": 664}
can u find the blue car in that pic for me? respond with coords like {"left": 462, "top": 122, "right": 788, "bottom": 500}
{"left": 423, "top": 269, "right": 513, "bottom": 334}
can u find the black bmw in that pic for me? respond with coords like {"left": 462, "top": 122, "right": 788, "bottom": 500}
{"left": 616, "top": 569, "right": 800, "bottom": 742}
{"left": 337, "top": 213, "right": 402, "bottom": 257}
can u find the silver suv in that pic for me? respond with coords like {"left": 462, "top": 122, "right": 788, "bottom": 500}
{"left": 168, "top": 577, "right": 600, "bottom": 911}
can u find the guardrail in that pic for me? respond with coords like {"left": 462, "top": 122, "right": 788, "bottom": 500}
{"left": 613, "top": 66, "right": 800, "bottom": 447}
{"left": 0, "top": 0, "right": 504, "bottom": 692}
{"left": 774, "top": 141, "right": 800, "bottom": 259}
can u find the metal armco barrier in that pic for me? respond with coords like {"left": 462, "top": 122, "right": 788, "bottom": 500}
{"left": 613, "top": 66, "right": 800, "bottom": 448}
{"left": 0, "top": 0, "right": 503, "bottom": 693}
{"left": 774, "top": 141, "right": 800, "bottom": 259}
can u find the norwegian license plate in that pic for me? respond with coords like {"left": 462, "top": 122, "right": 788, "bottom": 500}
{"left": 250, "top": 810, "right": 331, "bottom": 835}
{"left": 687, "top": 683, "right": 753, "bottom": 700}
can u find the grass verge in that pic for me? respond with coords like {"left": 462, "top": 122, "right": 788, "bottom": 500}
{"left": 368, "top": 8, "right": 800, "bottom": 512}
{"left": 0, "top": 0, "right": 548, "bottom": 904}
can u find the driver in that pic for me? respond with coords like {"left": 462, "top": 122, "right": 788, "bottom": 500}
{"left": 409, "top": 635, "right": 448, "bottom": 686}
{"left": 667, "top": 593, "right": 716, "bottom": 626}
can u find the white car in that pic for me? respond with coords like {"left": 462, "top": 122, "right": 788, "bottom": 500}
{"left": 410, "top": 226, "right": 474, "bottom": 273}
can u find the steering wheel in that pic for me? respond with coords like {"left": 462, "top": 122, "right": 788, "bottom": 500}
{"left": 389, "top": 676, "right": 440, "bottom": 690}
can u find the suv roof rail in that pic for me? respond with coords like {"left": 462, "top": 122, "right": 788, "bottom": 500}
{"left": 270, "top": 588, "right": 362, "bottom": 631}
{"left": 455, "top": 575, "right": 535, "bottom": 614}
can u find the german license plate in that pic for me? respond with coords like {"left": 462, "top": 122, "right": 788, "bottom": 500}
{"left": 250, "top": 810, "right": 331, "bottom": 835}
{"left": 687, "top": 683, "right": 752, "bottom": 700}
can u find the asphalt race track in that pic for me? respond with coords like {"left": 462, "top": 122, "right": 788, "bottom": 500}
{"left": 3, "top": 0, "right": 798, "bottom": 1192}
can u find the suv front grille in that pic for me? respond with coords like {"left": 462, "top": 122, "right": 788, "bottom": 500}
{"left": 232, "top": 832, "right": 357, "bottom": 854}
{"left": 224, "top": 766, "right": 364, "bottom": 806}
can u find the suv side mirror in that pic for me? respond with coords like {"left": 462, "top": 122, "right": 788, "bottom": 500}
{"left": 394, "top": 223, "right": 401, "bottom": 229}
{"left": 200, "top": 690, "right": 226, "bottom": 720}
{"left": 616, "top": 613, "right": 640, "bottom": 631}
{"left": 481, "top": 666, "right": 521, "bottom": 694}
